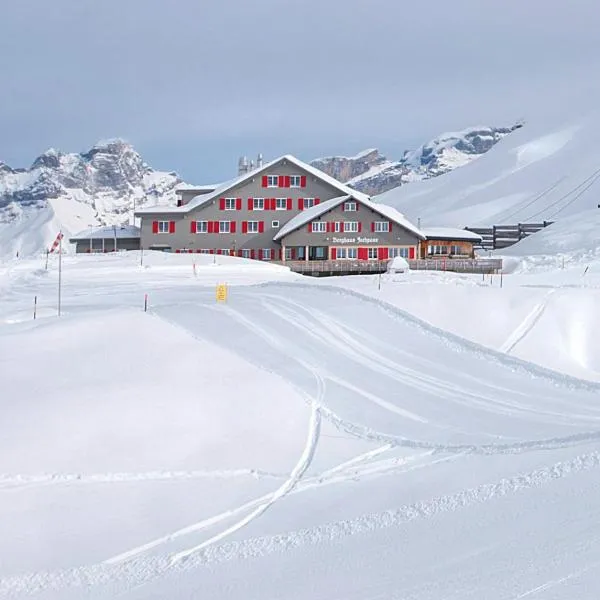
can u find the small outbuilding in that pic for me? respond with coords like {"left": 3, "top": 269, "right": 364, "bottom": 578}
{"left": 69, "top": 225, "right": 141, "bottom": 253}
{"left": 419, "top": 228, "right": 483, "bottom": 259}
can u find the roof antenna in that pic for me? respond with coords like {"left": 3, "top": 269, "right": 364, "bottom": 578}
{"left": 257, "top": 153, "right": 263, "bottom": 169}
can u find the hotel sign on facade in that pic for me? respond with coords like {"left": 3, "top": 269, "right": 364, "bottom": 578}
{"left": 331, "top": 236, "right": 380, "bottom": 244}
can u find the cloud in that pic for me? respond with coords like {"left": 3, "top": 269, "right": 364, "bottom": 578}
{"left": 1, "top": 0, "right": 599, "bottom": 181}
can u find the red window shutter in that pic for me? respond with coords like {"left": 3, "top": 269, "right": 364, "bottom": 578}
{"left": 262, "top": 175, "right": 268, "bottom": 187}
{"left": 378, "top": 247, "right": 389, "bottom": 260}
{"left": 287, "top": 197, "right": 292, "bottom": 210}
{"left": 355, "top": 203, "right": 360, "bottom": 211}
{"left": 371, "top": 222, "right": 375, "bottom": 233}
{"left": 191, "top": 221, "right": 197, "bottom": 234}
{"left": 358, "top": 222, "right": 362, "bottom": 233}
{"left": 341, "top": 203, "right": 345, "bottom": 212}
{"left": 238, "top": 249, "right": 243, "bottom": 257}
{"left": 248, "top": 198, "right": 253, "bottom": 211}
{"left": 291, "top": 248, "right": 296, "bottom": 260}
{"left": 271, "top": 198, "right": 277, "bottom": 210}
{"left": 259, "top": 221, "right": 265, "bottom": 233}
{"left": 236, "top": 198, "right": 242, "bottom": 210}
{"left": 300, "top": 175, "right": 306, "bottom": 187}
{"left": 307, "top": 223, "right": 312, "bottom": 233}
{"left": 331, "top": 247, "right": 337, "bottom": 260}
{"left": 409, "top": 247, "right": 416, "bottom": 259}
{"left": 209, "top": 249, "right": 214, "bottom": 254}
{"left": 207, "top": 221, "right": 214, "bottom": 234}
{"left": 278, "top": 175, "right": 285, "bottom": 187}
{"left": 216, "top": 249, "right": 222, "bottom": 255}
{"left": 152, "top": 221, "right": 158, "bottom": 234}
{"left": 242, "top": 221, "right": 248, "bottom": 234}
{"left": 315, "top": 198, "right": 321, "bottom": 205}
{"left": 284, "top": 175, "right": 291, "bottom": 187}
{"left": 298, "top": 198, "right": 304, "bottom": 210}
{"left": 263, "top": 199, "right": 270, "bottom": 211}
{"left": 250, "top": 249, "right": 255, "bottom": 259}
{"left": 389, "top": 221, "right": 393, "bottom": 232}
{"left": 230, "top": 221, "right": 236, "bottom": 233}
{"left": 327, "top": 222, "right": 333, "bottom": 233}
{"left": 358, "top": 248, "right": 368, "bottom": 261}
{"left": 219, "top": 198, "right": 225, "bottom": 210}
{"left": 175, "top": 249, "right": 181, "bottom": 254}
{"left": 169, "top": 221, "right": 175, "bottom": 234}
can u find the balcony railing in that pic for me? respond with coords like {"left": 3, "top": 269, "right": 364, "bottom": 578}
{"left": 276, "top": 258, "right": 502, "bottom": 276}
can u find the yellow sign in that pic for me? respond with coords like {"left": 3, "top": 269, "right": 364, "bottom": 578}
{"left": 216, "top": 283, "right": 228, "bottom": 303}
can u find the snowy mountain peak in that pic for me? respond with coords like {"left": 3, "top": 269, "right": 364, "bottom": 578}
{"left": 0, "top": 161, "right": 15, "bottom": 174}
{"left": 402, "top": 124, "right": 523, "bottom": 174}
{"left": 0, "top": 141, "right": 186, "bottom": 257}
{"left": 311, "top": 123, "right": 523, "bottom": 195}
{"left": 31, "top": 148, "right": 64, "bottom": 170}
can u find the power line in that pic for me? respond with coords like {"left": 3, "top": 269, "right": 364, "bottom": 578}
{"left": 524, "top": 166, "right": 600, "bottom": 222}
{"left": 547, "top": 170, "right": 600, "bottom": 220}
{"left": 499, "top": 177, "right": 566, "bottom": 223}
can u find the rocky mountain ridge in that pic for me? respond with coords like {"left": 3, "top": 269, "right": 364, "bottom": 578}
{"left": 0, "top": 140, "right": 182, "bottom": 227}
{"left": 311, "top": 123, "right": 523, "bottom": 195}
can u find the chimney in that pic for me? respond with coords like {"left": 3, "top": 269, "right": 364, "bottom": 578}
{"left": 237, "top": 156, "right": 249, "bottom": 176}
{"left": 257, "top": 153, "right": 264, "bottom": 169}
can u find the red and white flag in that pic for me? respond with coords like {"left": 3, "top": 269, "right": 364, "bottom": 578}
{"left": 48, "top": 232, "right": 64, "bottom": 254}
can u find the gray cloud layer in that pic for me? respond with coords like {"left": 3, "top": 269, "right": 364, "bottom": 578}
{"left": 2, "top": 0, "right": 599, "bottom": 181}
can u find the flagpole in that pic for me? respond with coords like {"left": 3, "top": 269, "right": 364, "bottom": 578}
{"left": 58, "top": 231, "right": 62, "bottom": 317}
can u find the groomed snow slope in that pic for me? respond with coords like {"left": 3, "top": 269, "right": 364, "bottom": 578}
{"left": 2, "top": 253, "right": 600, "bottom": 599}
{"left": 376, "top": 107, "right": 600, "bottom": 227}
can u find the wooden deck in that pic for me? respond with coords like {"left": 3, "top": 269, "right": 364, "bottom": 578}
{"left": 278, "top": 258, "right": 503, "bottom": 277}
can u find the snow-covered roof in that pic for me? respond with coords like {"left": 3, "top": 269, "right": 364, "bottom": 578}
{"left": 273, "top": 195, "right": 426, "bottom": 241}
{"left": 69, "top": 225, "right": 140, "bottom": 241}
{"left": 135, "top": 154, "right": 370, "bottom": 216}
{"left": 274, "top": 196, "right": 350, "bottom": 241}
{"left": 175, "top": 183, "right": 221, "bottom": 192}
{"left": 368, "top": 201, "right": 425, "bottom": 239}
{"left": 421, "top": 227, "right": 483, "bottom": 242}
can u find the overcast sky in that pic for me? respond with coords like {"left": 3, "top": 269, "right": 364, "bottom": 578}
{"left": 2, "top": 0, "right": 599, "bottom": 182}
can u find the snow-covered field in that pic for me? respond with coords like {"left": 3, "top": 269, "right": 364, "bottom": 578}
{"left": 2, "top": 245, "right": 600, "bottom": 599}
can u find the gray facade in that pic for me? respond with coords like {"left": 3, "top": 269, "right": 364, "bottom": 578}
{"left": 279, "top": 201, "right": 420, "bottom": 260}
{"left": 176, "top": 187, "right": 216, "bottom": 206}
{"left": 139, "top": 158, "right": 350, "bottom": 257}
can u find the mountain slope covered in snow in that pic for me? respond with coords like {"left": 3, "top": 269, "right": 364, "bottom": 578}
{"left": 376, "top": 107, "right": 600, "bottom": 228}
{"left": 0, "top": 140, "right": 184, "bottom": 257}
{"left": 311, "top": 124, "right": 521, "bottom": 195}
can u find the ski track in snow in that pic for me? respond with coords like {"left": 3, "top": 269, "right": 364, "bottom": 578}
{"left": 256, "top": 292, "right": 600, "bottom": 439}
{"left": 105, "top": 303, "right": 326, "bottom": 567}
{"left": 3, "top": 449, "right": 600, "bottom": 598}
{"left": 0, "top": 469, "right": 284, "bottom": 490}
{"left": 98, "top": 287, "right": 600, "bottom": 569}
{"left": 5, "top": 283, "right": 600, "bottom": 597}
{"left": 499, "top": 289, "right": 557, "bottom": 354}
